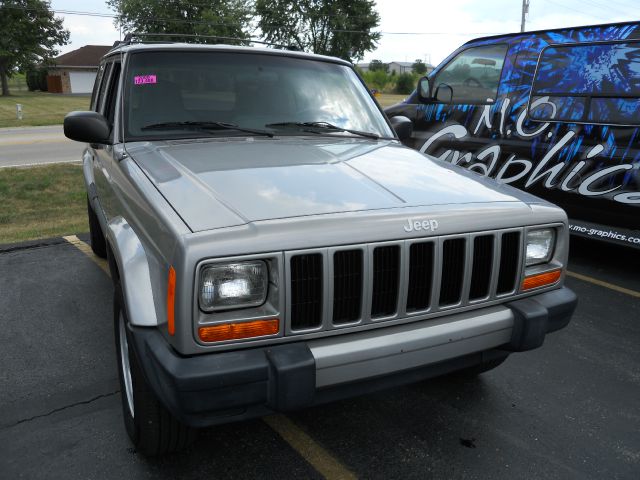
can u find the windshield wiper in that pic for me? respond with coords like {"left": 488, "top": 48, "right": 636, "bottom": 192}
{"left": 141, "top": 121, "right": 274, "bottom": 137}
{"left": 265, "top": 121, "right": 392, "bottom": 140}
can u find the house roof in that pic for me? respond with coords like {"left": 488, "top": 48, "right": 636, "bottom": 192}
{"left": 53, "top": 45, "right": 111, "bottom": 68}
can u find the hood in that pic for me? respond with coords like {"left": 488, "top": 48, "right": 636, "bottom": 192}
{"left": 126, "top": 137, "right": 533, "bottom": 232}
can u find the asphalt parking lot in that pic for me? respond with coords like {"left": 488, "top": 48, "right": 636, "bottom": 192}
{"left": 0, "top": 235, "right": 638, "bottom": 479}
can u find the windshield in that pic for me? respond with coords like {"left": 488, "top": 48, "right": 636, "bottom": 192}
{"left": 124, "top": 50, "right": 393, "bottom": 140}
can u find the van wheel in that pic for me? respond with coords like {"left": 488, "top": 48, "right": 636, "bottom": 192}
{"left": 87, "top": 197, "right": 107, "bottom": 258}
{"left": 114, "top": 282, "right": 197, "bottom": 456}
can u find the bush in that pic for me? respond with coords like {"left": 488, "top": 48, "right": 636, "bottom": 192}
{"left": 25, "top": 68, "right": 48, "bottom": 92}
{"left": 37, "top": 69, "right": 48, "bottom": 91}
{"left": 26, "top": 70, "right": 38, "bottom": 91}
{"left": 361, "top": 69, "right": 392, "bottom": 92}
{"left": 395, "top": 72, "right": 416, "bottom": 94}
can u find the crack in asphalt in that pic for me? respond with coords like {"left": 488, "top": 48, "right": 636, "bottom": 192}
{"left": 3, "top": 390, "right": 120, "bottom": 429}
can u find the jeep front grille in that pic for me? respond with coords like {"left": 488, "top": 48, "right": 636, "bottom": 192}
{"left": 286, "top": 229, "right": 523, "bottom": 333}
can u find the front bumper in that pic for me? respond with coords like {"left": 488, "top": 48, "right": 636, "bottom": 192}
{"left": 129, "top": 287, "right": 577, "bottom": 427}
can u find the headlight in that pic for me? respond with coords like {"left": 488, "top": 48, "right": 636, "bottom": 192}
{"left": 199, "top": 261, "right": 268, "bottom": 312}
{"left": 526, "top": 228, "right": 555, "bottom": 266}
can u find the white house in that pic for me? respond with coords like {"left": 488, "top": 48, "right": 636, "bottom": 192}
{"left": 47, "top": 45, "right": 111, "bottom": 94}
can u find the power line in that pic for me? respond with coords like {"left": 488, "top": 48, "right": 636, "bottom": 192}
{"left": 540, "top": 0, "right": 629, "bottom": 18}
{"left": 540, "top": 0, "right": 610, "bottom": 21}
{"left": 570, "top": 0, "right": 630, "bottom": 17}
{"left": 604, "top": 0, "right": 638, "bottom": 9}
{"left": 2, "top": 5, "right": 508, "bottom": 36}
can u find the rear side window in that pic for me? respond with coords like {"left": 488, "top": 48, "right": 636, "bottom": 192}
{"left": 529, "top": 41, "right": 640, "bottom": 125}
{"left": 96, "top": 62, "right": 113, "bottom": 114}
{"left": 105, "top": 62, "right": 122, "bottom": 124}
{"left": 433, "top": 44, "right": 508, "bottom": 104}
{"left": 90, "top": 63, "right": 106, "bottom": 111}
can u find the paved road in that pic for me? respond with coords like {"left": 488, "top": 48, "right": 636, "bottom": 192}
{"left": 0, "top": 236, "right": 638, "bottom": 479}
{"left": 0, "top": 125, "right": 83, "bottom": 168}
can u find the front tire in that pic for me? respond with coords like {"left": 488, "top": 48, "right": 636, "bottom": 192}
{"left": 114, "top": 282, "right": 197, "bottom": 456}
{"left": 87, "top": 197, "right": 107, "bottom": 258}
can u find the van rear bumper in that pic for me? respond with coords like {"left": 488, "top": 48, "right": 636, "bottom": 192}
{"left": 128, "top": 287, "right": 577, "bottom": 428}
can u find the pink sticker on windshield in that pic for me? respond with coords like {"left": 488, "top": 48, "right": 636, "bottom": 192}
{"left": 134, "top": 75, "right": 157, "bottom": 85}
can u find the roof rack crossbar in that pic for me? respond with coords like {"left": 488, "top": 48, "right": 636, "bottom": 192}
{"left": 111, "top": 32, "right": 300, "bottom": 51}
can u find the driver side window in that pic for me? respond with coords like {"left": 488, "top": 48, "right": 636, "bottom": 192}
{"left": 434, "top": 44, "right": 508, "bottom": 104}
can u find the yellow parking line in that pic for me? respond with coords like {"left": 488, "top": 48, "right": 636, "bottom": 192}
{"left": 567, "top": 271, "right": 640, "bottom": 298}
{"left": 264, "top": 415, "right": 357, "bottom": 480}
{"left": 63, "top": 235, "right": 110, "bottom": 276}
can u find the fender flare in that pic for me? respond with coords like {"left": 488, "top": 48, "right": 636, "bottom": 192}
{"left": 83, "top": 150, "right": 109, "bottom": 234}
{"left": 106, "top": 216, "right": 159, "bottom": 327}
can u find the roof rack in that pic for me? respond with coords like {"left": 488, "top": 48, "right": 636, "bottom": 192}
{"left": 110, "top": 32, "right": 300, "bottom": 52}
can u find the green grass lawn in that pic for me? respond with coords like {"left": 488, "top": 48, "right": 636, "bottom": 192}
{"left": 0, "top": 91, "right": 90, "bottom": 128}
{"left": 376, "top": 93, "right": 408, "bottom": 108}
{"left": 0, "top": 163, "right": 88, "bottom": 244}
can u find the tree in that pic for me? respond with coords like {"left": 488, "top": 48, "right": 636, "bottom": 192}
{"left": 107, "top": 0, "right": 252, "bottom": 43}
{"left": 0, "top": 0, "right": 69, "bottom": 96}
{"left": 395, "top": 72, "right": 415, "bottom": 94}
{"left": 368, "top": 59, "right": 388, "bottom": 73}
{"left": 412, "top": 59, "right": 427, "bottom": 75}
{"left": 255, "top": 0, "right": 381, "bottom": 62}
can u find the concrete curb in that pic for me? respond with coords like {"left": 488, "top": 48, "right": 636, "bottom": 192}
{"left": 0, "top": 125, "right": 63, "bottom": 133}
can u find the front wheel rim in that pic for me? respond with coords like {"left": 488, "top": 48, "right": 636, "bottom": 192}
{"left": 119, "top": 312, "right": 135, "bottom": 418}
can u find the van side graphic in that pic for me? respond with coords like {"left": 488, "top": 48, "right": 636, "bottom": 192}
{"left": 386, "top": 21, "right": 640, "bottom": 248}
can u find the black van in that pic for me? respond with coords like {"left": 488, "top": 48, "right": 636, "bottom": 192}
{"left": 385, "top": 21, "right": 639, "bottom": 249}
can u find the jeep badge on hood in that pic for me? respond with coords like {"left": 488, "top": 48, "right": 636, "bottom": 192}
{"left": 404, "top": 218, "right": 439, "bottom": 233}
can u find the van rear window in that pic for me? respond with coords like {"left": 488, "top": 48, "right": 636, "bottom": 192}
{"left": 529, "top": 41, "right": 640, "bottom": 125}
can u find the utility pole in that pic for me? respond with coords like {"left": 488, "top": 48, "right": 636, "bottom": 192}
{"left": 521, "top": 0, "right": 530, "bottom": 32}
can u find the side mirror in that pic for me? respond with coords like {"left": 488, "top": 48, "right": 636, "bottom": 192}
{"left": 434, "top": 84, "right": 453, "bottom": 104}
{"left": 417, "top": 76, "right": 431, "bottom": 103}
{"left": 64, "top": 111, "right": 111, "bottom": 144}
{"left": 389, "top": 115, "right": 413, "bottom": 141}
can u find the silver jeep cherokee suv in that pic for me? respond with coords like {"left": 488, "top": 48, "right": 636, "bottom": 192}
{"left": 64, "top": 41, "right": 577, "bottom": 456}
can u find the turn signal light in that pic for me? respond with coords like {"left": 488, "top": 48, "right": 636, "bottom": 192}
{"left": 522, "top": 269, "right": 562, "bottom": 291}
{"left": 198, "top": 318, "right": 279, "bottom": 343}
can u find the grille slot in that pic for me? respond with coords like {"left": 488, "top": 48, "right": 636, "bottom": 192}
{"left": 371, "top": 245, "right": 400, "bottom": 318}
{"left": 290, "top": 254, "right": 323, "bottom": 330}
{"left": 439, "top": 238, "right": 466, "bottom": 306}
{"left": 406, "top": 242, "right": 435, "bottom": 312}
{"left": 497, "top": 232, "right": 521, "bottom": 294}
{"left": 469, "top": 235, "right": 494, "bottom": 301}
{"left": 332, "top": 250, "right": 363, "bottom": 324}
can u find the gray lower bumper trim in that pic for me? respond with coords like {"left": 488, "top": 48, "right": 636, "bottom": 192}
{"left": 309, "top": 305, "right": 514, "bottom": 388}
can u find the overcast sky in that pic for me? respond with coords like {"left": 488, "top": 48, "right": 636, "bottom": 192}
{"left": 52, "top": 0, "right": 634, "bottom": 66}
